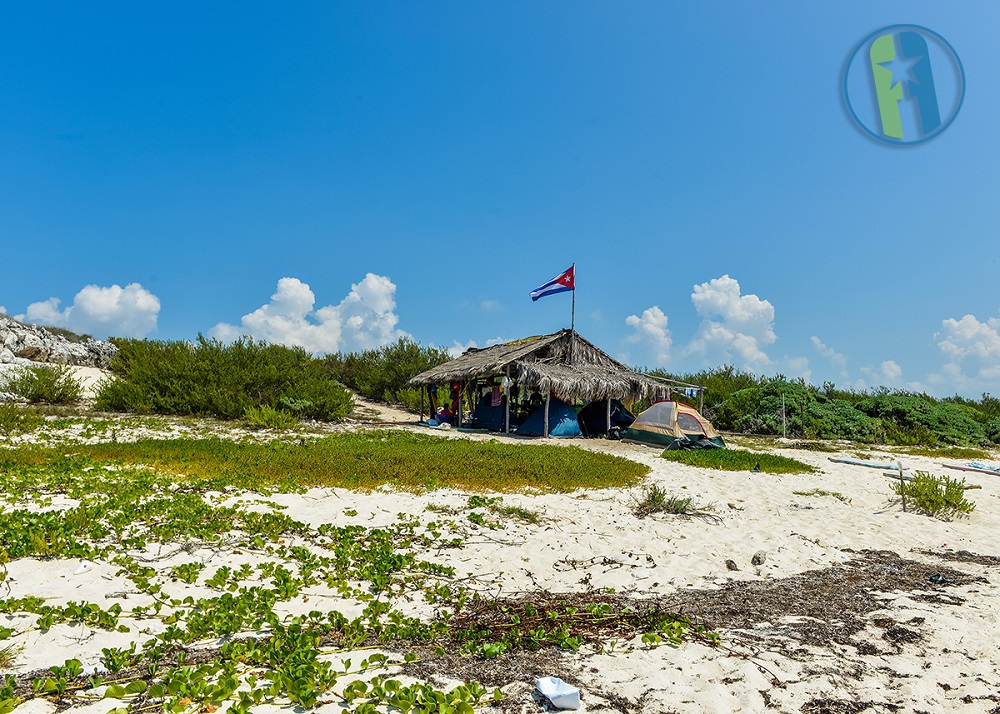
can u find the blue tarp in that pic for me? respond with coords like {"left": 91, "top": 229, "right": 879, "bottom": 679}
{"left": 516, "top": 398, "right": 582, "bottom": 437}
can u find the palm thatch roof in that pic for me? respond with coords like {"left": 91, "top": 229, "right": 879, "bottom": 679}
{"left": 409, "top": 330, "right": 671, "bottom": 402}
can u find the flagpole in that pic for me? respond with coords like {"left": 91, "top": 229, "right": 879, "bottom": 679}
{"left": 570, "top": 263, "right": 576, "bottom": 365}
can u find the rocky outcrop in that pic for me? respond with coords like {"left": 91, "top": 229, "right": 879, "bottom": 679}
{"left": 0, "top": 314, "right": 118, "bottom": 368}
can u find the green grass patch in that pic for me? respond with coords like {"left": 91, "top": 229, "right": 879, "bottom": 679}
{"left": 1, "top": 430, "right": 648, "bottom": 493}
{"left": 891, "top": 445, "right": 992, "bottom": 460}
{"left": 660, "top": 448, "right": 816, "bottom": 474}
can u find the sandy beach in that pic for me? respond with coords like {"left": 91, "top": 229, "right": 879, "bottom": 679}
{"left": 2, "top": 396, "right": 1000, "bottom": 713}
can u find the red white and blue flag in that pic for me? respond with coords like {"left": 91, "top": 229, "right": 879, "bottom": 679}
{"left": 529, "top": 265, "right": 575, "bottom": 302}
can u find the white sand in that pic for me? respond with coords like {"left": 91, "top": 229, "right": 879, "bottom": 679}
{"left": 3, "top": 413, "right": 1000, "bottom": 713}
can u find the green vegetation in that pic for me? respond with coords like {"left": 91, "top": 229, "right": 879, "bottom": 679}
{"left": 891, "top": 471, "right": 976, "bottom": 520}
{"left": 0, "top": 403, "right": 46, "bottom": 437}
{"left": 0, "top": 428, "right": 693, "bottom": 714}
{"left": 891, "top": 445, "right": 992, "bottom": 460}
{"left": 660, "top": 448, "right": 816, "bottom": 474}
{"left": 793, "top": 489, "right": 852, "bottom": 505}
{"left": 1, "top": 430, "right": 648, "bottom": 493}
{"left": 244, "top": 404, "right": 299, "bottom": 430}
{"left": 633, "top": 483, "right": 715, "bottom": 519}
{"left": 325, "top": 338, "right": 450, "bottom": 410}
{"left": 96, "top": 336, "right": 353, "bottom": 421}
{"left": 645, "top": 364, "right": 1000, "bottom": 448}
{"left": 3, "top": 364, "right": 83, "bottom": 404}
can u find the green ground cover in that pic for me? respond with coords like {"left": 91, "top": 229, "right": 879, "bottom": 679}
{"left": 0, "top": 430, "right": 699, "bottom": 714}
{"left": 1, "top": 430, "right": 648, "bottom": 493}
{"left": 660, "top": 448, "right": 816, "bottom": 474}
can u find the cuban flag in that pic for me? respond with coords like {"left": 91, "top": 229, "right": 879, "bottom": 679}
{"left": 530, "top": 265, "right": 575, "bottom": 301}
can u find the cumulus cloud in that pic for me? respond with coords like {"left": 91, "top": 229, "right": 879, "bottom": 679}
{"left": 18, "top": 283, "right": 160, "bottom": 338}
{"left": 860, "top": 359, "right": 926, "bottom": 392}
{"left": 625, "top": 306, "right": 672, "bottom": 365}
{"left": 210, "top": 274, "right": 408, "bottom": 355}
{"left": 0, "top": 306, "right": 6, "bottom": 315}
{"left": 931, "top": 314, "right": 1000, "bottom": 389}
{"left": 445, "top": 336, "right": 504, "bottom": 358}
{"left": 687, "top": 275, "right": 775, "bottom": 367}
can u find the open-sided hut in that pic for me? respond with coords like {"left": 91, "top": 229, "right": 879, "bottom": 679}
{"left": 408, "top": 329, "right": 696, "bottom": 437}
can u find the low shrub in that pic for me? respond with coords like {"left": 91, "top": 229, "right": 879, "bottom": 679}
{"left": 3, "top": 364, "right": 83, "bottom": 404}
{"left": 96, "top": 336, "right": 353, "bottom": 421}
{"left": 326, "top": 338, "right": 450, "bottom": 406}
{"left": 660, "top": 448, "right": 816, "bottom": 474}
{"left": 891, "top": 471, "right": 975, "bottom": 519}
{"left": 244, "top": 405, "right": 298, "bottom": 430}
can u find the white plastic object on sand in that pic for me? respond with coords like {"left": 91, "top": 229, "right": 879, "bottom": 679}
{"left": 535, "top": 677, "right": 580, "bottom": 710}
{"left": 74, "top": 561, "right": 94, "bottom": 575}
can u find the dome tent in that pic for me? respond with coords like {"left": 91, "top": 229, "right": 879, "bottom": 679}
{"left": 517, "top": 397, "right": 583, "bottom": 437}
{"left": 621, "top": 401, "right": 725, "bottom": 449}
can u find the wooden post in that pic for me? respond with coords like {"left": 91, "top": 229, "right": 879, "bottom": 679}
{"left": 699, "top": 389, "right": 704, "bottom": 413}
{"left": 606, "top": 397, "right": 612, "bottom": 434}
{"left": 544, "top": 393, "right": 550, "bottom": 438}
{"left": 504, "top": 368, "right": 510, "bottom": 434}
{"left": 897, "top": 461, "right": 907, "bottom": 513}
{"left": 420, "top": 386, "right": 424, "bottom": 422}
{"left": 458, "top": 383, "right": 463, "bottom": 428}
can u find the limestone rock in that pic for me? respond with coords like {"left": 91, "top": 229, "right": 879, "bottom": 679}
{"left": 751, "top": 550, "right": 767, "bottom": 566}
{"left": 0, "top": 314, "right": 117, "bottom": 368}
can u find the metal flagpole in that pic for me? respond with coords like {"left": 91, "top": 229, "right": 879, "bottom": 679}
{"left": 570, "top": 263, "right": 576, "bottom": 364}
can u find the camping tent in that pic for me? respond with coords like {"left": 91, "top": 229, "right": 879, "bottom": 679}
{"left": 577, "top": 398, "right": 635, "bottom": 436}
{"left": 517, "top": 397, "right": 583, "bottom": 437}
{"left": 473, "top": 392, "right": 508, "bottom": 431}
{"left": 621, "top": 401, "right": 725, "bottom": 448}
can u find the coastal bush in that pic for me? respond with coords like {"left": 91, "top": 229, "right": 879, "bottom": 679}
{"left": 660, "top": 448, "right": 815, "bottom": 474}
{"left": 3, "top": 364, "right": 83, "bottom": 404}
{"left": 857, "top": 394, "right": 986, "bottom": 447}
{"left": 96, "top": 336, "right": 352, "bottom": 421}
{"left": 891, "top": 471, "right": 975, "bottom": 519}
{"left": 243, "top": 405, "right": 298, "bottom": 430}
{"left": 325, "top": 338, "right": 450, "bottom": 408}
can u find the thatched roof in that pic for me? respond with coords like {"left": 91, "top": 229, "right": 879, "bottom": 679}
{"left": 408, "top": 330, "right": 671, "bottom": 402}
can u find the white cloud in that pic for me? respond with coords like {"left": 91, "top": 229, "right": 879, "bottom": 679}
{"left": 19, "top": 283, "right": 160, "bottom": 338}
{"left": 687, "top": 275, "right": 775, "bottom": 367}
{"left": 930, "top": 314, "right": 1000, "bottom": 391}
{"left": 480, "top": 299, "right": 501, "bottom": 312}
{"left": 0, "top": 306, "right": 6, "bottom": 315}
{"left": 445, "top": 336, "right": 504, "bottom": 358}
{"left": 210, "top": 274, "right": 408, "bottom": 355}
{"left": 783, "top": 356, "right": 811, "bottom": 383}
{"left": 810, "top": 335, "right": 849, "bottom": 381}
{"left": 860, "top": 359, "right": 926, "bottom": 392}
{"left": 624, "top": 306, "right": 672, "bottom": 364}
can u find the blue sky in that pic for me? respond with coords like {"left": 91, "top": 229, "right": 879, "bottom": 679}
{"left": 3, "top": 3, "right": 999, "bottom": 397}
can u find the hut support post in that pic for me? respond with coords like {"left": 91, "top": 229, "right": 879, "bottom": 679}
{"left": 458, "top": 383, "right": 463, "bottom": 428}
{"left": 606, "top": 397, "right": 612, "bottom": 434}
{"left": 699, "top": 389, "right": 704, "bottom": 413}
{"left": 420, "top": 386, "right": 424, "bottom": 422}
{"left": 544, "top": 393, "right": 550, "bottom": 438}
{"left": 504, "top": 368, "right": 510, "bottom": 434}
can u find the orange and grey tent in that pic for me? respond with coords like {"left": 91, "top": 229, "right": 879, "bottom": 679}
{"left": 621, "top": 400, "right": 725, "bottom": 448}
